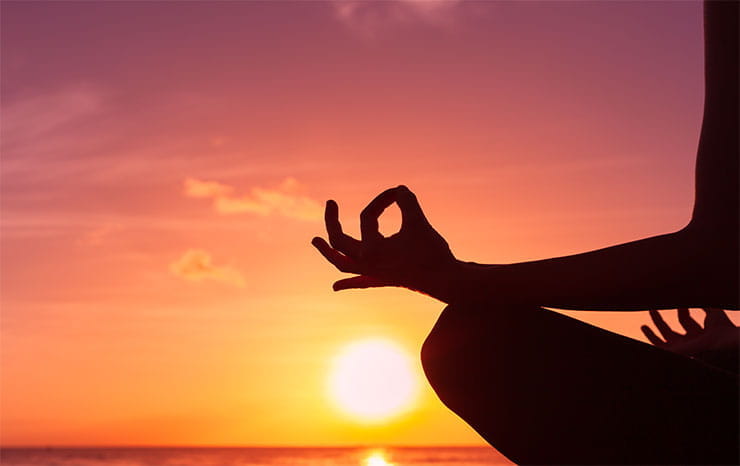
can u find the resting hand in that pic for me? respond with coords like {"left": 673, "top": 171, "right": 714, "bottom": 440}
{"left": 311, "top": 186, "right": 458, "bottom": 302}
{"left": 641, "top": 308, "right": 739, "bottom": 372}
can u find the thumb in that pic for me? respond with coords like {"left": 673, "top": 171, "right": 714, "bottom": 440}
{"left": 333, "top": 275, "right": 392, "bottom": 291}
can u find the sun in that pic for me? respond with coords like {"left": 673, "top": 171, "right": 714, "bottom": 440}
{"left": 328, "top": 338, "right": 419, "bottom": 423}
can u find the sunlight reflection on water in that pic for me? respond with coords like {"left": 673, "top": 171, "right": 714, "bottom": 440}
{"left": 0, "top": 446, "right": 511, "bottom": 465}
{"left": 365, "top": 450, "right": 394, "bottom": 466}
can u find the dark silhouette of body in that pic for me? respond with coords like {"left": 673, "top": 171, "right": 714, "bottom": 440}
{"left": 312, "top": 2, "right": 739, "bottom": 464}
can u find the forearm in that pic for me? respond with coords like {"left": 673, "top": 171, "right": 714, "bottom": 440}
{"left": 447, "top": 226, "right": 738, "bottom": 310}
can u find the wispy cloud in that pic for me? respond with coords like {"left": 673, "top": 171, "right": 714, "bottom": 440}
{"left": 2, "top": 87, "right": 102, "bottom": 146}
{"left": 169, "top": 249, "right": 245, "bottom": 287}
{"left": 332, "top": 0, "right": 460, "bottom": 38}
{"left": 184, "top": 177, "right": 322, "bottom": 221}
{"left": 184, "top": 179, "right": 234, "bottom": 199}
{"left": 80, "top": 223, "right": 120, "bottom": 246}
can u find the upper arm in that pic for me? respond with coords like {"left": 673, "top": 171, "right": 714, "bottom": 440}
{"left": 690, "top": 1, "right": 738, "bottom": 234}
{"left": 688, "top": 3, "right": 738, "bottom": 305}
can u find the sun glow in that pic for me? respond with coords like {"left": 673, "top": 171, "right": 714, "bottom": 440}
{"left": 328, "top": 339, "right": 419, "bottom": 423}
{"left": 365, "top": 451, "right": 394, "bottom": 466}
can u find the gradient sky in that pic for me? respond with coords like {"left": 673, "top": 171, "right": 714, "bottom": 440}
{"left": 1, "top": 0, "right": 735, "bottom": 448}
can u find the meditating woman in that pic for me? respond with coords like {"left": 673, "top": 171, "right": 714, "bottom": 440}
{"left": 312, "top": 2, "right": 738, "bottom": 464}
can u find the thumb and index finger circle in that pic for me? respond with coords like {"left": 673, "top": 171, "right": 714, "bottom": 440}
{"left": 360, "top": 187, "right": 397, "bottom": 243}
{"left": 360, "top": 185, "right": 429, "bottom": 242}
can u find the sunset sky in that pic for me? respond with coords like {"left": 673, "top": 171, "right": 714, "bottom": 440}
{"left": 2, "top": 0, "right": 736, "bottom": 448}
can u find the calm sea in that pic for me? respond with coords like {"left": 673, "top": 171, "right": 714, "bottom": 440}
{"left": 0, "top": 447, "right": 511, "bottom": 466}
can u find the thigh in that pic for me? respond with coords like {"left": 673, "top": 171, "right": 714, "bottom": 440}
{"left": 421, "top": 303, "right": 739, "bottom": 465}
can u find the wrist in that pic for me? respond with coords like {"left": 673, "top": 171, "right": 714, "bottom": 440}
{"left": 438, "top": 259, "right": 503, "bottom": 304}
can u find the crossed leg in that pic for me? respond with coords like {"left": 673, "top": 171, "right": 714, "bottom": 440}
{"left": 421, "top": 303, "right": 739, "bottom": 465}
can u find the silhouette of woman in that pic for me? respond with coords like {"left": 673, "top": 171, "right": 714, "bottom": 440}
{"left": 313, "top": 2, "right": 738, "bottom": 464}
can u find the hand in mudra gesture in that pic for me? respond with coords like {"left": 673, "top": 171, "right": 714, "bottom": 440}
{"left": 311, "top": 186, "right": 458, "bottom": 302}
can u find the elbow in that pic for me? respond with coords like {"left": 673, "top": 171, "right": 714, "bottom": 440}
{"left": 679, "top": 223, "right": 739, "bottom": 309}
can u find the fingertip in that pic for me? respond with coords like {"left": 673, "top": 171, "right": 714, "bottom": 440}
{"left": 311, "top": 237, "right": 322, "bottom": 247}
{"left": 397, "top": 185, "right": 417, "bottom": 198}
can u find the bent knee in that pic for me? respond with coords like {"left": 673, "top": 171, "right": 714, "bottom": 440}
{"left": 420, "top": 302, "right": 541, "bottom": 406}
{"left": 420, "top": 303, "right": 505, "bottom": 398}
{"left": 421, "top": 304, "right": 473, "bottom": 414}
{"left": 420, "top": 305, "right": 464, "bottom": 384}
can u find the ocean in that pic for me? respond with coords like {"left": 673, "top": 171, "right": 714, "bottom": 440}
{"left": 0, "top": 447, "right": 511, "bottom": 466}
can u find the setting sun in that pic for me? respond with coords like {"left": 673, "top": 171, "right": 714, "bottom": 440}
{"left": 328, "top": 339, "right": 419, "bottom": 423}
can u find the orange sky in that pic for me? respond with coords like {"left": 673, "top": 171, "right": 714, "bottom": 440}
{"left": 1, "top": 0, "right": 736, "bottom": 448}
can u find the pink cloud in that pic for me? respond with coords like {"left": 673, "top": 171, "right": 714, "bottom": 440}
{"left": 169, "top": 249, "right": 245, "bottom": 287}
{"left": 80, "top": 223, "right": 120, "bottom": 246}
{"left": 184, "top": 178, "right": 234, "bottom": 199}
{"left": 332, "top": 0, "right": 460, "bottom": 37}
{"left": 183, "top": 177, "right": 322, "bottom": 221}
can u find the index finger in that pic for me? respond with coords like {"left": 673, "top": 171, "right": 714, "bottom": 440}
{"left": 649, "top": 310, "right": 679, "bottom": 341}
{"left": 395, "top": 185, "right": 430, "bottom": 229}
{"left": 360, "top": 187, "right": 398, "bottom": 242}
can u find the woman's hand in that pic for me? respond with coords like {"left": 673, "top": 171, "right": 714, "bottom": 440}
{"left": 311, "top": 185, "right": 458, "bottom": 302}
{"left": 641, "top": 308, "right": 739, "bottom": 373}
